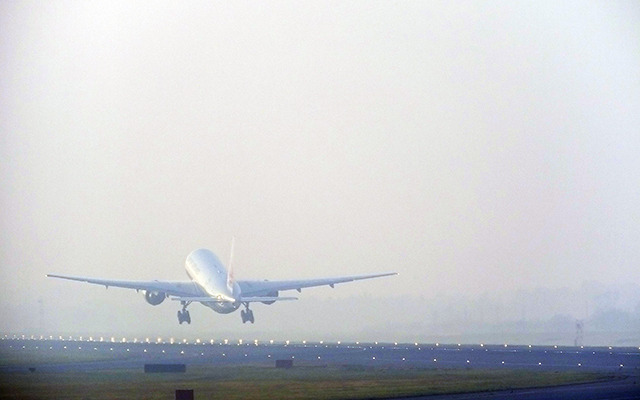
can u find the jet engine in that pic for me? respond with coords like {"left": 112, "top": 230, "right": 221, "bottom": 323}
{"left": 144, "top": 291, "right": 166, "bottom": 306}
{"left": 262, "top": 291, "right": 278, "bottom": 305}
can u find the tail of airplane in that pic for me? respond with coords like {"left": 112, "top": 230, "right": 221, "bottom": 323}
{"left": 226, "top": 236, "right": 235, "bottom": 292}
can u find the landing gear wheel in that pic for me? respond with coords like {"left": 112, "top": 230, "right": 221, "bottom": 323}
{"left": 241, "top": 306, "right": 255, "bottom": 324}
{"left": 177, "top": 309, "right": 191, "bottom": 325}
{"left": 177, "top": 301, "right": 192, "bottom": 325}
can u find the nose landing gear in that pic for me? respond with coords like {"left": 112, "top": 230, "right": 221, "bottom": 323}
{"left": 177, "top": 301, "right": 191, "bottom": 324}
{"left": 240, "top": 303, "right": 254, "bottom": 324}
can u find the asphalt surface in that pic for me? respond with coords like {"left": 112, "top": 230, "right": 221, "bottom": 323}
{"left": 399, "top": 376, "right": 640, "bottom": 400}
{"left": 1, "top": 338, "right": 639, "bottom": 399}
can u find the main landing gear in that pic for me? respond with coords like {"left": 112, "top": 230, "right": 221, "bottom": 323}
{"left": 177, "top": 301, "right": 191, "bottom": 324}
{"left": 240, "top": 303, "right": 254, "bottom": 324}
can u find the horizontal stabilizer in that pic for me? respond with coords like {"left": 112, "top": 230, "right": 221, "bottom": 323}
{"left": 240, "top": 296, "right": 297, "bottom": 302}
{"left": 170, "top": 296, "right": 234, "bottom": 303}
{"left": 170, "top": 296, "right": 297, "bottom": 303}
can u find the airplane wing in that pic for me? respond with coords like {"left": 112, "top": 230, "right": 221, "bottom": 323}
{"left": 237, "top": 272, "right": 397, "bottom": 297}
{"left": 46, "top": 274, "right": 203, "bottom": 297}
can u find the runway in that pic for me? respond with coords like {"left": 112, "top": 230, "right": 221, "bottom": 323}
{"left": 1, "top": 337, "right": 639, "bottom": 399}
{"left": 2, "top": 336, "right": 638, "bottom": 372}
{"left": 401, "top": 376, "right": 640, "bottom": 400}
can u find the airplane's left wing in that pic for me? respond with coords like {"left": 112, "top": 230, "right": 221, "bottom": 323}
{"left": 238, "top": 272, "right": 397, "bottom": 297}
{"left": 46, "top": 274, "right": 203, "bottom": 297}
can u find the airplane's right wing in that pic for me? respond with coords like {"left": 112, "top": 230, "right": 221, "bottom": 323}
{"left": 46, "top": 274, "right": 203, "bottom": 297}
{"left": 238, "top": 272, "right": 397, "bottom": 297}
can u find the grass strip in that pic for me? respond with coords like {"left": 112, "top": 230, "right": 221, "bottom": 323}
{"left": 0, "top": 365, "right": 610, "bottom": 400}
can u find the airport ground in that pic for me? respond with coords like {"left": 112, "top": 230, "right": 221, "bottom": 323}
{"left": 0, "top": 336, "right": 638, "bottom": 399}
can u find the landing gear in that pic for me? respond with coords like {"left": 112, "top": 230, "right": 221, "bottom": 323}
{"left": 240, "top": 303, "right": 254, "bottom": 324}
{"left": 178, "top": 310, "right": 191, "bottom": 324}
{"left": 177, "top": 301, "right": 191, "bottom": 324}
{"left": 241, "top": 309, "right": 254, "bottom": 323}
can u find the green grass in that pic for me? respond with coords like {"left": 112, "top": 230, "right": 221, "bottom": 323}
{"left": 0, "top": 365, "right": 610, "bottom": 400}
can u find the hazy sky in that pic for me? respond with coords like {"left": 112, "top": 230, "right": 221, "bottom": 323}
{"left": 1, "top": 1, "right": 639, "bottom": 340}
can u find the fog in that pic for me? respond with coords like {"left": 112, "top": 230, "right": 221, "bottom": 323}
{"left": 2, "top": 1, "right": 639, "bottom": 345}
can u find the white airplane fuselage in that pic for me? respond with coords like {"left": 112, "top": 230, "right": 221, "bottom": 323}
{"left": 185, "top": 249, "right": 240, "bottom": 314}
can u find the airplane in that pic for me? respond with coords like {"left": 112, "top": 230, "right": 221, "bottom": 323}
{"left": 47, "top": 245, "right": 397, "bottom": 324}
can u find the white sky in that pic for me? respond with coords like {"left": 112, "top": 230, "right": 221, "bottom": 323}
{"left": 1, "top": 1, "right": 639, "bottom": 338}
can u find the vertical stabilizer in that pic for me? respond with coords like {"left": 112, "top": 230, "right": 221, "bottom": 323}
{"left": 227, "top": 237, "right": 235, "bottom": 292}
